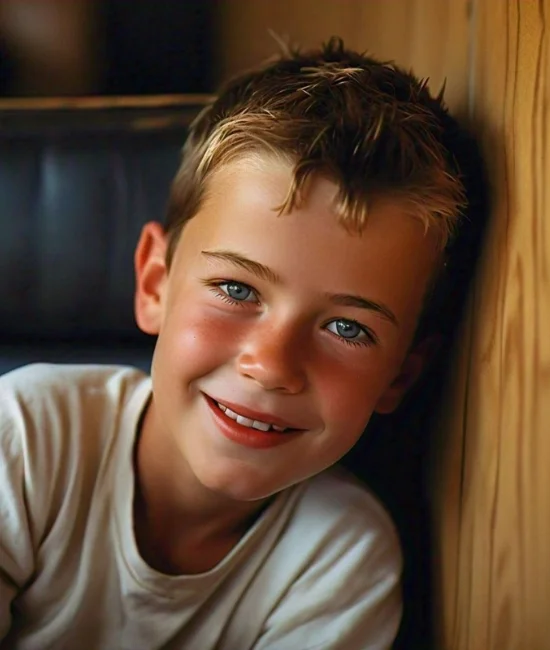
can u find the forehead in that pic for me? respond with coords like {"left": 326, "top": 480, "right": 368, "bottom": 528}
{"left": 205, "top": 152, "right": 321, "bottom": 207}
{"left": 176, "top": 156, "right": 441, "bottom": 329}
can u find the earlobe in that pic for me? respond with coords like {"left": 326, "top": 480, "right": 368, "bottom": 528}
{"left": 134, "top": 221, "right": 169, "bottom": 336}
{"left": 374, "top": 336, "right": 441, "bottom": 414}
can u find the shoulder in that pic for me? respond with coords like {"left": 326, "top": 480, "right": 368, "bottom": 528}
{"left": 0, "top": 360, "right": 151, "bottom": 456}
{"left": 0, "top": 361, "right": 150, "bottom": 472}
{"left": 271, "top": 464, "right": 402, "bottom": 601}
{"left": 293, "top": 466, "right": 401, "bottom": 561}
{"left": 0, "top": 363, "right": 150, "bottom": 543}
{"left": 0, "top": 362, "right": 149, "bottom": 438}
{"left": 0, "top": 362, "right": 148, "bottom": 405}
{"left": 255, "top": 468, "right": 402, "bottom": 649}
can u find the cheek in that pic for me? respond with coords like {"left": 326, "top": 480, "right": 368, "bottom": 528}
{"left": 160, "top": 304, "right": 244, "bottom": 376}
{"left": 313, "top": 359, "right": 380, "bottom": 428}
{"left": 311, "top": 345, "right": 404, "bottom": 439}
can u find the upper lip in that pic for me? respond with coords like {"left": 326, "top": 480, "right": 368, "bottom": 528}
{"left": 206, "top": 394, "right": 303, "bottom": 430}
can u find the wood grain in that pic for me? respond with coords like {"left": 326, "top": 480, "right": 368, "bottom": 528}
{"left": 433, "top": 0, "right": 550, "bottom": 648}
{"left": 214, "top": 0, "right": 472, "bottom": 112}
{"left": 0, "top": 94, "right": 213, "bottom": 111}
{"left": 214, "top": 0, "right": 368, "bottom": 83}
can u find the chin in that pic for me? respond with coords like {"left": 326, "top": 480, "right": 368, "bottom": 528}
{"left": 196, "top": 461, "right": 285, "bottom": 503}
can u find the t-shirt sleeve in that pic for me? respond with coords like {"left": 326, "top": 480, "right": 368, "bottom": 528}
{"left": 0, "top": 384, "right": 35, "bottom": 641}
{"left": 251, "top": 484, "right": 403, "bottom": 650}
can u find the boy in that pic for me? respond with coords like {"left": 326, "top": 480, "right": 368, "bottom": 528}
{"left": 0, "top": 39, "right": 481, "bottom": 649}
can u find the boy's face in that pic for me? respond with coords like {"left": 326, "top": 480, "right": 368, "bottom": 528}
{"left": 135, "top": 156, "right": 440, "bottom": 502}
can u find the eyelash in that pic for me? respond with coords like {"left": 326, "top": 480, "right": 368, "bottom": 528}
{"left": 331, "top": 325, "right": 378, "bottom": 348}
{"left": 204, "top": 279, "right": 378, "bottom": 348}
{"left": 205, "top": 280, "right": 259, "bottom": 307}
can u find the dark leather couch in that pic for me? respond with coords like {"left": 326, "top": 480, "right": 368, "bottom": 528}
{"left": 0, "top": 97, "right": 206, "bottom": 375}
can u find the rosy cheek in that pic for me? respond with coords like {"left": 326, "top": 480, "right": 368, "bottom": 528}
{"left": 311, "top": 350, "right": 387, "bottom": 435}
{"left": 167, "top": 307, "right": 246, "bottom": 368}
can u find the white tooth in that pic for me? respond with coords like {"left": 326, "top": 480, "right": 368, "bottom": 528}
{"left": 252, "top": 420, "right": 270, "bottom": 432}
{"left": 272, "top": 424, "right": 287, "bottom": 432}
{"left": 236, "top": 415, "right": 254, "bottom": 427}
{"left": 219, "top": 404, "right": 276, "bottom": 432}
{"left": 225, "top": 408, "right": 239, "bottom": 420}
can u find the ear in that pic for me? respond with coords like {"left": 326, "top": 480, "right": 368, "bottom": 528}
{"left": 374, "top": 335, "right": 441, "bottom": 414}
{"left": 134, "top": 221, "right": 169, "bottom": 335}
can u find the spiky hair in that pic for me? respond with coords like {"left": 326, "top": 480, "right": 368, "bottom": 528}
{"left": 165, "top": 38, "right": 468, "bottom": 265}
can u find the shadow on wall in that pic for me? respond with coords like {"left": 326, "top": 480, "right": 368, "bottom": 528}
{"left": 342, "top": 119, "right": 491, "bottom": 650}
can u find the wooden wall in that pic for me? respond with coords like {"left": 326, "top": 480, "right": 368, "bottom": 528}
{"left": 215, "top": 0, "right": 472, "bottom": 111}
{"left": 433, "top": 2, "right": 550, "bottom": 649}
{"left": 217, "top": 1, "right": 550, "bottom": 649}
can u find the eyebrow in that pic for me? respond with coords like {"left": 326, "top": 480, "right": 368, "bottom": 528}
{"left": 201, "top": 249, "right": 398, "bottom": 326}
{"left": 327, "top": 293, "right": 399, "bottom": 326}
{"left": 201, "top": 250, "right": 282, "bottom": 284}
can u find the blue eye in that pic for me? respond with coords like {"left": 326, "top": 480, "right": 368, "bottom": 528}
{"left": 326, "top": 319, "right": 376, "bottom": 346}
{"left": 219, "top": 281, "right": 258, "bottom": 303}
{"left": 327, "top": 319, "right": 362, "bottom": 339}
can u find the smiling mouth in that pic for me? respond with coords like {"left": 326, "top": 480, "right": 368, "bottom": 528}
{"left": 205, "top": 392, "right": 303, "bottom": 434}
{"left": 204, "top": 394, "right": 304, "bottom": 449}
{"left": 214, "top": 401, "right": 290, "bottom": 433}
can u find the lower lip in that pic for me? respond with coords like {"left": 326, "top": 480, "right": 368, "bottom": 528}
{"left": 204, "top": 395, "right": 303, "bottom": 449}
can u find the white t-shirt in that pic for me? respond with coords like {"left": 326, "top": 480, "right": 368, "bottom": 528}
{"left": 0, "top": 364, "right": 402, "bottom": 650}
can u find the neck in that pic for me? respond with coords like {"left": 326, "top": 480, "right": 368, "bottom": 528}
{"left": 133, "top": 400, "right": 272, "bottom": 573}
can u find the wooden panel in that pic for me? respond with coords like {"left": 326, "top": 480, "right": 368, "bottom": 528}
{"left": 214, "top": 0, "right": 472, "bottom": 112}
{"left": 433, "top": 0, "right": 550, "bottom": 648}
{"left": 214, "top": 0, "right": 366, "bottom": 83}
{"left": 353, "top": 0, "right": 472, "bottom": 112}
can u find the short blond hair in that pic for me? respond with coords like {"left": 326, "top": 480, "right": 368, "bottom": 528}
{"left": 165, "top": 38, "right": 469, "bottom": 266}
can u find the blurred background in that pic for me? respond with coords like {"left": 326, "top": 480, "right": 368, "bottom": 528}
{"left": 0, "top": 0, "right": 215, "bottom": 96}
{"left": 0, "top": 0, "right": 466, "bottom": 102}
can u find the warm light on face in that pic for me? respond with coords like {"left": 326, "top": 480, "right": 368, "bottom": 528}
{"left": 135, "top": 155, "right": 441, "bottom": 502}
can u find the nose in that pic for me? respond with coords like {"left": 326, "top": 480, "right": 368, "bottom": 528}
{"left": 236, "top": 321, "right": 307, "bottom": 394}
